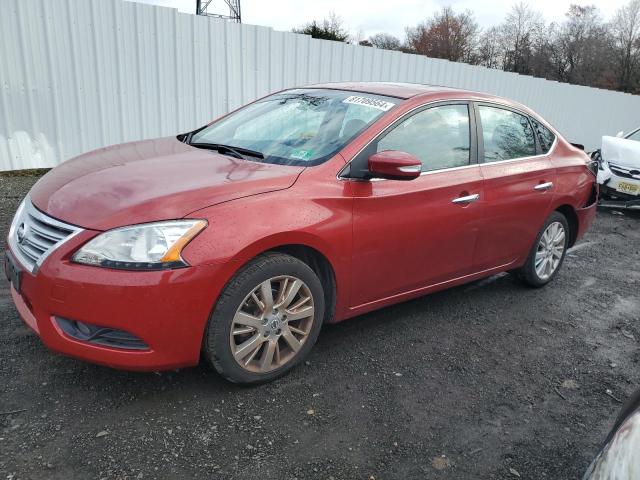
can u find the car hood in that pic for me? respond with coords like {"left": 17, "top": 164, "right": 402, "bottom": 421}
{"left": 30, "top": 137, "right": 304, "bottom": 231}
{"left": 602, "top": 136, "right": 640, "bottom": 169}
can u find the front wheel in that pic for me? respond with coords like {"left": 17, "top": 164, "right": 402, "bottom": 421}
{"left": 517, "top": 211, "right": 570, "bottom": 287}
{"left": 203, "top": 252, "right": 324, "bottom": 384}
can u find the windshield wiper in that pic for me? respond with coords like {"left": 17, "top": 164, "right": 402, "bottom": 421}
{"left": 189, "top": 142, "right": 264, "bottom": 160}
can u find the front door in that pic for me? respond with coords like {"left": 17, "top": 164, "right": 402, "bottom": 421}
{"left": 348, "top": 102, "right": 485, "bottom": 308}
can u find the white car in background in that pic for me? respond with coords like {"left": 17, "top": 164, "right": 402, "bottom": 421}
{"left": 596, "top": 128, "right": 640, "bottom": 209}
{"left": 584, "top": 389, "right": 640, "bottom": 479}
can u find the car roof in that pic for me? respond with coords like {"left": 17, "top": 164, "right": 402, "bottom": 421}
{"left": 304, "top": 81, "right": 488, "bottom": 100}
{"left": 306, "top": 82, "right": 464, "bottom": 99}
{"left": 302, "top": 81, "right": 547, "bottom": 127}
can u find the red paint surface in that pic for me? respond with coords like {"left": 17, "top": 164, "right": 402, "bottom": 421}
{"left": 8, "top": 84, "right": 597, "bottom": 371}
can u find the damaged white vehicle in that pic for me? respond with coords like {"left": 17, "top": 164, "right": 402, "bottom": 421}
{"left": 594, "top": 128, "right": 640, "bottom": 209}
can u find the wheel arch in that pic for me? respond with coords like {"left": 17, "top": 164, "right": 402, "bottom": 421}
{"left": 220, "top": 234, "right": 342, "bottom": 325}
{"left": 554, "top": 204, "right": 579, "bottom": 247}
{"left": 269, "top": 244, "right": 337, "bottom": 324}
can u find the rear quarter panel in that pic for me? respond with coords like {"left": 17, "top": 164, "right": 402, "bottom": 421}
{"left": 552, "top": 143, "right": 597, "bottom": 210}
{"left": 551, "top": 142, "right": 598, "bottom": 243}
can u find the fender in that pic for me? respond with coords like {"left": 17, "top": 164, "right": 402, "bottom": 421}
{"left": 182, "top": 185, "right": 354, "bottom": 319}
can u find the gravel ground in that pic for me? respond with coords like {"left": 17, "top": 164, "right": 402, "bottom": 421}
{"left": 1, "top": 173, "right": 639, "bottom": 480}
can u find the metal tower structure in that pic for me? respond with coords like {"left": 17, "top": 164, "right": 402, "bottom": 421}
{"left": 196, "top": 0, "right": 241, "bottom": 22}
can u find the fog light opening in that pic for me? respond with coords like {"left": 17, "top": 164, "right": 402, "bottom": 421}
{"left": 55, "top": 317, "right": 149, "bottom": 351}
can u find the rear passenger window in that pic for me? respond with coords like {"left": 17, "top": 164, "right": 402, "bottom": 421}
{"left": 530, "top": 118, "right": 556, "bottom": 153}
{"left": 478, "top": 106, "right": 536, "bottom": 162}
{"left": 377, "top": 104, "right": 471, "bottom": 172}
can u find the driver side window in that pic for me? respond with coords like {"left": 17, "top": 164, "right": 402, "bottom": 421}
{"left": 377, "top": 104, "right": 471, "bottom": 172}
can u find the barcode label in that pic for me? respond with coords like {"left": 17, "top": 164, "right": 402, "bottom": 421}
{"left": 342, "top": 95, "right": 395, "bottom": 111}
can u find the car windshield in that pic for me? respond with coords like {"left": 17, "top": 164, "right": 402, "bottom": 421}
{"left": 189, "top": 89, "right": 400, "bottom": 166}
{"left": 626, "top": 129, "right": 640, "bottom": 142}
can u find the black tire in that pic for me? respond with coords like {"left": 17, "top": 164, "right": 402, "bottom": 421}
{"left": 517, "top": 211, "right": 570, "bottom": 288}
{"left": 203, "top": 252, "right": 325, "bottom": 384}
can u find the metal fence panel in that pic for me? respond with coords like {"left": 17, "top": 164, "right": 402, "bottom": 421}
{"left": 1, "top": 0, "right": 639, "bottom": 170}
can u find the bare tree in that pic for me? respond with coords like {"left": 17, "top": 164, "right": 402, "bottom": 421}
{"left": 368, "top": 33, "right": 403, "bottom": 51}
{"left": 554, "top": 6, "right": 613, "bottom": 86}
{"left": 286, "top": 2, "right": 640, "bottom": 93}
{"left": 536, "top": 23, "right": 569, "bottom": 81}
{"left": 477, "top": 26, "right": 502, "bottom": 68}
{"left": 528, "top": 22, "right": 563, "bottom": 80}
{"left": 499, "top": 2, "right": 544, "bottom": 74}
{"left": 293, "top": 12, "right": 349, "bottom": 42}
{"left": 353, "top": 29, "right": 369, "bottom": 45}
{"left": 405, "top": 7, "right": 479, "bottom": 63}
{"left": 610, "top": 0, "right": 640, "bottom": 92}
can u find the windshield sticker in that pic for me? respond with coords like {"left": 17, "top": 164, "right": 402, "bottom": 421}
{"left": 342, "top": 95, "right": 395, "bottom": 111}
{"left": 290, "top": 149, "right": 313, "bottom": 160}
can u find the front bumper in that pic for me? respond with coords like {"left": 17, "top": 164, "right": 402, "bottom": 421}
{"left": 600, "top": 181, "right": 640, "bottom": 209}
{"left": 5, "top": 231, "right": 227, "bottom": 371}
{"left": 598, "top": 161, "right": 640, "bottom": 196}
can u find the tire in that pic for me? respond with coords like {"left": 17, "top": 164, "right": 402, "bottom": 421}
{"left": 203, "top": 252, "right": 325, "bottom": 384}
{"left": 517, "top": 211, "right": 570, "bottom": 288}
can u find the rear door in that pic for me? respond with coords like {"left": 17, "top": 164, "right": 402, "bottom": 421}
{"left": 473, "top": 103, "right": 557, "bottom": 270}
{"left": 349, "top": 102, "right": 485, "bottom": 307}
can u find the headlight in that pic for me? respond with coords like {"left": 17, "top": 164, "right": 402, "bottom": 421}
{"left": 72, "top": 220, "right": 207, "bottom": 270}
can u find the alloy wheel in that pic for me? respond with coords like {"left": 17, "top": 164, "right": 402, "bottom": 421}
{"left": 534, "top": 221, "right": 566, "bottom": 280}
{"left": 229, "top": 275, "right": 315, "bottom": 373}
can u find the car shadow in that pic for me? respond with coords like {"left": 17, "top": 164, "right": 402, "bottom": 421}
{"left": 20, "top": 270, "right": 524, "bottom": 398}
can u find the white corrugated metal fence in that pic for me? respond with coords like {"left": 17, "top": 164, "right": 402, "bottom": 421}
{"left": 1, "top": 0, "right": 639, "bottom": 171}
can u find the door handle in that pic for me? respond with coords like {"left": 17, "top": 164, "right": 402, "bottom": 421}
{"left": 534, "top": 182, "right": 553, "bottom": 191}
{"left": 452, "top": 193, "right": 480, "bottom": 204}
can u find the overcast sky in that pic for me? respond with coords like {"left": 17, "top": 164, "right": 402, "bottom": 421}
{"left": 134, "top": 0, "right": 629, "bottom": 39}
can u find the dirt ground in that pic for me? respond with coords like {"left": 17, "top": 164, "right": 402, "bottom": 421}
{"left": 1, "top": 173, "right": 639, "bottom": 480}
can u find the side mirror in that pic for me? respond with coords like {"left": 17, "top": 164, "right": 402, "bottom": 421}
{"left": 368, "top": 150, "right": 422, "bottom": 180}
{"left": 616, "top": 131, "right": 624, "bottom": 138}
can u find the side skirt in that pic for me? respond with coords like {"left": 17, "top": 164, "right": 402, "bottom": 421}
{"left": 337, "top": 260, "right": 518, "bottom": 322}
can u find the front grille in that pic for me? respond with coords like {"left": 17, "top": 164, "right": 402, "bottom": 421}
{"left": 55, "top": 317, "right": 150, "bottom": 350}
{"left": 8, "top": 198, "right": 83, "bottom": 273}
{"left": 610, "top": 163, "right": 640, "bottom": 180}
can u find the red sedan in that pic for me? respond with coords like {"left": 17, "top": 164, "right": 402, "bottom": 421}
{"left": 5, "top": 82, "right": 597, "bottom": 384}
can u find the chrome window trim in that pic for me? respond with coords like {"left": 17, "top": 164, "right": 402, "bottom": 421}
{"left": 8, "top": 196, "right": 84, "bottom": 274}
{"left": 337, "top": 97, "right": 558, "bottom": 182}
{"left": 366, "top": 163, "right": 481, "bottom": 182}
{"left": 474, "top": 140, "right": 557, "bottom": 166}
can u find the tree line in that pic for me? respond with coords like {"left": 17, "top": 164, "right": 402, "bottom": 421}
{"left": 293, "top": 1, "right": 640, "bottom": 94}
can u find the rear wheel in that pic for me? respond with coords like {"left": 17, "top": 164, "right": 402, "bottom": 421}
{"left": 518, "top": 211, "right": 570, "bottom": 287}
{"left": 203, "top": 252, "right": 324, "bottom": 384}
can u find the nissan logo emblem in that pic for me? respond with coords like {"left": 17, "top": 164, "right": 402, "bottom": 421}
{"left": 16, "top": 222, "right": 28, "bottom": 243}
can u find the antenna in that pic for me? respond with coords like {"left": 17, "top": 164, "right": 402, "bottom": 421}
{"left": 196, "top": 0, "right": 241, "bottom": 22}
